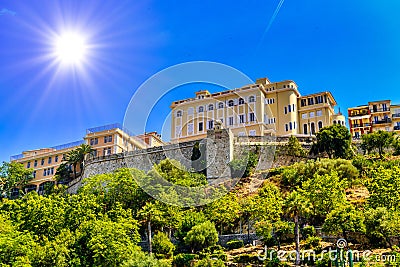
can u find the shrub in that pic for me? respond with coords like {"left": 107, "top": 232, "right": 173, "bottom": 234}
{"left": 184, "top": 221, "right": 218, "bottom": 252}
{"left": 226, "top": 239, "right": 244, "bottom": 250}
{"left": 233, "top": 254, "right": 262, "bottom": 264}
{"left": 173, "top": 253, "right": 197, "bottom": 267}
{"left": 152, "top": 232, "right": 175, "bottom": 259}
{"left": 301, "top": 225, "right": 316, "bottom": 239}
{"left": 193, "top": 258, "right": 225, "bottom": 267}
{"left": 304, "top": 236, "right": 322, "bottom": 251}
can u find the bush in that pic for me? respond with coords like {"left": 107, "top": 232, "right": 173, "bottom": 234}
{"left": 184, "top": 221, "right": 218, "bottom": 252}
{"left": 193, "top": 258, "right": 225, "bottom": 267}
{"left": 229, "top": 151, "right": 258, "bottom": 178}
{"left": 301, "top": 225, "right": 316, "bottom": 239}
{"left": 152, "top": 232, "right": 175, "bottom": 259}
{"left": 173, "top": 253, "right": 197, "bottom": 267}
{"left": 226, "top": 239, "right": 244, "bottom": 250}
{"left": 233, "top": 254, "right": 263, "bottom": 264}
{"left": 304, "top": 236, "right": 322, "bottom": 251}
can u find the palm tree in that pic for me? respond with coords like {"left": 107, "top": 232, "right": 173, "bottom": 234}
{"left": 65, "top": 144, "right": 94, "bottom": 180}
{"left": 284, "top": 190, "right": 312, "bottom": 266}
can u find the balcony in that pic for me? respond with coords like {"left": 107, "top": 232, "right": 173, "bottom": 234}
{"left": 394, "top": 126, "right": 400, "bottom": 131}
{"left": 349, "top": 111, "right": 369, "bottom": 117}
{"left": 351, "top": 123, "right": 371, "bottom": 128}
{"left": 370, "top": 108, "right": 391, "bottom": 113}
{"left": 393, "top": 113, "right": 400, "bottom": 118}
{"left": 372, "top": 118, "right": 392, "bottom": 125}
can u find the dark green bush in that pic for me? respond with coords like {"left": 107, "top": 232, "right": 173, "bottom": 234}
{"left": 173, "top": 254, "right": 197, "bottom": 267}
{"left": 152, "top": 232, "right": 175, "bottom": 259}
{"left": 226, "top": 239, "right": 244, "bottom": 250}
{"left": 193, "top": 258, "right": 225, "bottom": 267}
{"left": 301, "top": 225, "right": 316, "bottom": 239}
{"left": 233, "top": 254, "right": 262, "bottom": 264}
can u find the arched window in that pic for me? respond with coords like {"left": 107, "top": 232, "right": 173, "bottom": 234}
{"left": 228, "top": 100, "right": 234, "bottom": 107}
{"left": 218, "top": 102, "right": 224, "bottom": 109}
{"left": 176, "top": 110, "right": 182, "bottom": 117}
{"left": 318, "top": 121, "right": 323, "bottom": 130}
{"left": 333, "top": 120, "right": 337, "bottom": 124}
{"left": 303, "top": 124, "right": 308, "bottom": 135}
{"left": 311, "top": 122, "right": 316, "bottom": 135}
{"left": 198, "top": 106, "right": 204, "bottom": 113}
{"left": 208, "top": 104, "right": 214, "bottom": 111}
{"left": 238, "top": 98, "right": 245, "bottom": 105}
{"left": 249, "top": 96, "right": 255, "bottom": 103}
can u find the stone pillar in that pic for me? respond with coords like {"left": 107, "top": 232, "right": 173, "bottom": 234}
{"left": 206, "top": 127, "right": 233, "bottom": 182}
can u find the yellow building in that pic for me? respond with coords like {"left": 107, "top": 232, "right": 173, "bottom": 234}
{"left": 10, "top": 123, "right": 164, "bottom": 195}
{"left": 170, "top": 77, "right": 344, "bottom": 142}
{"left": 348, "top": 100, "right": 400, "bottom": 139}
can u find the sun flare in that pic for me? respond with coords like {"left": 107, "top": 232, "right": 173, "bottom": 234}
{"left": 54, "top": 32, "right": 87, "bottom": 64}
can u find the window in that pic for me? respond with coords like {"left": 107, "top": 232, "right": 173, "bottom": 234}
{"left": 228, "top": 116, "right": 234, "bottom": 126}
{"left": 239, "top": 114, "right": 245, "bottom": 123}
{"left": 249, "top": 96, "right": 255, "bottom": 103}
{"left": 198, "top": 122, "right": 204, "bottom": 132}
{"left": 104, "top": 135, "right": 112, "bottom": 143}
{"left": 92, "top": 150, "right": 97, "bottom": 157}
{"left": 103, "top": 147, "right": 112, "bottom": 156}
{"left": 228, "top": 100, "right": 234, "bottom": 107}
{"left": 187, "top": 107, "right": 194, "bottom": 115}
{"left": 303, "top": 124, "right": 308, "bottom": 135}
{"left": 316, "top": 95, "right": 323, "bottom": 104}
{"left": 34, "top": 160, "right": 38, "bottom": 167}
{"left": 285, "top": 124, "right": 289, "bottom": 132}
{"left": 43, "top": 169, "right": 46, "bottom": 176}
{"left": 90, "top": 138, "right": 98, "bottom": 146}
{"left": 333, "top": 120, "right": 337, "bottom": 124}
{"left": 208, "top": 104, "right": 214, "bottom": 111}
{"left": 175, "top": 126, "right": 182, "bottom": 137}
{"left": 311, "top": 123, "right": 316, "bottom": 134}
{"left": 249, "top": 113, "right": 255, "bottom": 122}
{"left": 48, "top": 157, "right": 52, "bottom": 164}
{"left": 316, "top": 110, "right": 322, "bottom": 117}
{"left": 310, "top": 112, "right": 315, "bottom": 118}
{"left": 318, "top": 121, "right": 323, "bottom": 130}
{"left": 238, "top": 132, "right": 245, "bottom": 136}
{"left": 208, "top": 120, "right": 214, "bottom": 130}
{"left": 288, "top": 105, "right": 292, "bottom": 112}
{"left": 249, "top": 130, "right": 256, "bottom": 136}
{"left": 308, "top": 98, "right": 314, "bottom": 105}
{"left": 27, "top": 162, "right": 31, "bottom": 168}
{"left": 302, "top": 113, "right": 308, "bottom": 119}
{"left": 284, "top": 107, "right": 288, "bottom": 114}
{"left": 301, "top": 99, "right": 307, "bottom": 107}
{"left": 41, "top": 159, "right": 44, "bottom": 166}
{"left": 51, "top": 167, "right": 54, "bottom": 175}
{"left": 289, "top": 122, "right": 293, "bottom": 130}
{"left": 176, "top": 110, "right": 182, "bottom": 117}
{"left": 55, "top": 155, "right": 58, "bottom": 162}
{"left": 187, "top": 123, "right": 194, "bottom": 135}
{"left": 292, "top": 104, "right": 295, "bottom": 111}
{"left": 198, "top": 106, "right": 204, "bottom": 113}
{"left": 238, "top": 98, "right": 245, "bottom": 105}
{"left": 33, "top": 171, "right": 36, "bottom": 178}
{"left": 218, "top": 102, "right": 224, "bottom": 109}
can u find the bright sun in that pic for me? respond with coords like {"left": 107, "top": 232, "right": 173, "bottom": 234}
{"left": 55, "top": 32, "right": 87, "bottom": 64}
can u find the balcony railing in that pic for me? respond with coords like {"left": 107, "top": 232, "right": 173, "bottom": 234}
{"left": 370, "top": 108, "right": 391, "bottom": 113}
{"left": 351, "top": 123, "right": 371, "bottom": 128}
{"left": 394, "top": 126, "right": 400, "bottom": 131}
{"left": 349, "top": 111, "right": 369, "bottom": 117}
{"left": 393, "top": 113, "right": 400, "bottom": 118}
{"left": 372, "top": 118, "right": 392, "bottom": 125}
{"left": 10, "top": 154, "right": 23, "bottom": 161}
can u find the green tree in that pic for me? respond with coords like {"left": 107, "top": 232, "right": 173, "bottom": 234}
{"left": 138, "top": 202, "right": 164, "bottom": 254}
{"left": 0, "top": 161, "right": 33, "bottom": 199}
{"left": 281, "top": 135, "right": 307, "bottom": 157}
{"left": 184, "top": 221, "right": 218, "bottom": 253}
{"left": 176, "top": 210, "right": 207, "bottom": 242}
{"left": 314, "top": 124, "right": 352, "bottom": 159}
{"left": 322, "top": 203, "right": 365, "bottom": 240}
{"left": 64, "top": 144, "right": 93, "bottom": 180}
{"left": 204, "top": 192, "right": 241, "bottom": 234}
{"left": 364, "top": 207, "right": 400, "bottom": 247}
{"left": 152, "top": 231, "right": 175, "bottom": 259}
{"left": 284, "top": 190, "right": 312, "bottom": 266}
{"left": 361, "top": 131, "right": 395, "bottom": 159}
{"left": 366, "top": 165, "right": 400, "bottom": 210}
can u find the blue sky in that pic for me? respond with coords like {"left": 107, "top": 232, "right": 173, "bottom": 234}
{"left": 0, "top": 0, "right": 400, "bottom": 162}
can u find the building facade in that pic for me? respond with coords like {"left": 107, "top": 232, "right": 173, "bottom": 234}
{"left": 348, "top": 100, "right": 400, "bottom": 139}
{"left": 170, "top": 77, "right": 345, "bottom": 142}
{"left": 10, "top": 123, "right": 164, "bottom": 195}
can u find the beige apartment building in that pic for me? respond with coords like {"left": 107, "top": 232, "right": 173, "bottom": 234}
{"left": 10, "top": 123, "right": 164, "bottom": 195}
{"left": 348, "top": 100, "right": 400, "bottom": 139}
{"left": 170, "top": 77, "right": 345, "bottom": 142}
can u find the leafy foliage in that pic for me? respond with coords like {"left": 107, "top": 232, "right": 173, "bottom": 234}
{"left": 361, "top": 130, "right": 395, "bottom": 159}
{"left": 184, "top": 221, "right": 218, "bottom": 253}
{"left": 313, "top": 124, "right": 352, "bottom": 159}
{"left": 152, "top": 231, "right": 175, "bottom": 259}
{"left": 0, "top": 161, "right": 33, "bottom": 199}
